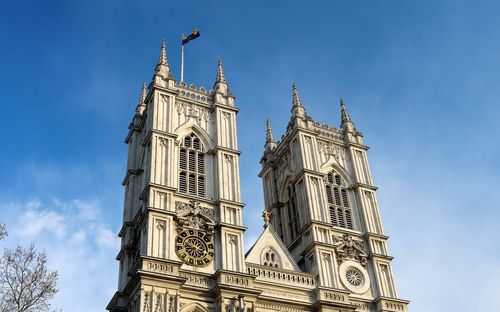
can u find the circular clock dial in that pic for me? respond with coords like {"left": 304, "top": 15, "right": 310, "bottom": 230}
{"left": 175, "top": 229, "right": 214, "bottom": 266}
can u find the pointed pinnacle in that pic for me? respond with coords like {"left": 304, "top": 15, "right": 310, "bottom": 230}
{"left": 139, "top": 82, "right": 147, "bottom": 103}
{"left": 266, "top": 117, "right": 275, "bottom": 143}
{"left": 215, "top": 58, "right": 226, "bottom": 83}
{"left": 135, "top": 82, "right": 147, "bottom": 114}
{"left": 157, "top": 38, "right": 168, "bottom": 66}
{"left": 292, "top": 83, "right": 302, "bottom": 107}
{"left": 340, "top": 97, "right": 352, "bottom": 123}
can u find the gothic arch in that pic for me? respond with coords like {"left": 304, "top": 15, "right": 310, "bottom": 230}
{"left": 175, "top": 123, "right": 212, "bottom": 151}
{"left": 320, "top": 162, "right": 353, "bottom": 186}
{"left": 180, "top": 303, "right": 210, "bottom": 312}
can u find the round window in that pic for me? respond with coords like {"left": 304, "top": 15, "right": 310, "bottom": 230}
{"left": 338, "top": 260, "right": 370, "bottom": 294}
{"left": 346, "top": 268, "right": 364, "bottom": 286}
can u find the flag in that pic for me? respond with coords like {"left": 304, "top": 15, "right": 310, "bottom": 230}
{"left": 182, "top": 28, "right": 200, "bottom": 45}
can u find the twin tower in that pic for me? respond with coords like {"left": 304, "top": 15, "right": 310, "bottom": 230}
{"left": 107, "top": 40, "right": 409, "bottom": 312}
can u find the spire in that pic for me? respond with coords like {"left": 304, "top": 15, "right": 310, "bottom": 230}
{"left": 340, "top": 97, "right": 355, "bottom": 132}
{"left": 215, "top": 58, "right": 226, "bottom": 83}
{"left": 265, "top": 117, "right": 277, "bottom": 152}
{"left": 291, "top": 83, "right": 306, "bottom": 118}
{"left": 155, "top": 38, "right": 170, "bottom": 79}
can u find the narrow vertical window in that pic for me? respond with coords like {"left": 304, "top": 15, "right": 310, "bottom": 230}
{"left": 287, "top": 183, "right": 300, "bottom": 242}
{"left": 178, "top": 133, "right": 206, "bottom": 197}
{"left": 325, "top": 169, "right": 353, "bottom": 229}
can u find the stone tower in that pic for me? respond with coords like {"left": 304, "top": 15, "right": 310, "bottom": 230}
{"left": 107, "top": 40, "right": 250, "bottom": 312}
{"left": 108, "top": 40, "right": 409, "bottom": 312}
{"left": 259, "top": 85, "right": 409, "bottom": 310}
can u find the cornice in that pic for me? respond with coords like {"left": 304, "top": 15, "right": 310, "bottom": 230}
{"left": 351, "top": 183, "right": 378, "bottom": 191}
{"left": 209, "top": 146, "right": 242, "bottom": 156}
{"left": 216, "top": 222, "right": 247, "bottom": 232}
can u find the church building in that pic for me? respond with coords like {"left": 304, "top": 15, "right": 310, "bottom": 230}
{"left": 106, "top": 39, "right": 410, "bottom": 312}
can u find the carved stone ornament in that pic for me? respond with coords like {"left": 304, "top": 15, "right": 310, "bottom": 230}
{"left": 174, "top": 200, "right": 215, "bottom": 234}
{"left": 333, "top": 234, "right": 367, "bottom": 266}
{"left": 174, "top": 200, "right": 216, "bottom": 267}
{"left": 319, "top": 142, "right": 346, "bottom": 163}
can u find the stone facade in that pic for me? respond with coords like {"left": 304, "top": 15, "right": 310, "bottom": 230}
{"left": 107, "top": 40, "right": 409, "bottom": 312}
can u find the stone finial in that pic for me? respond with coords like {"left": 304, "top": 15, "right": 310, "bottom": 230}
{"left": 215, "top": 58, "right": 226, "bottom": 83}
{"left": 292, "top": 83, "right": 302, "bottom": 107}
{"left": 291, "top": 83, "right": 306, "bottom": 118}
{"left": 262, "top": 210, "right": 270, "bottom": 228}
{"left": 265, "top": 117, "right": 277, "bottom": 152}
{"left": 340, "top": 97, "right": 351, "bottom": 122}
{"left": 135, "top": 82, "right": 147, "bottom": 114}
{"left": 266, "top": 117, "right": 274, "bottom": 142}
{"left": 158, "top": 38, "right": 168, "bottom": 66}
{"left": 213, "top": 58, "right": 229, "bottom": 96}
{"left": 340, "top": 97, "right": 355, "bottom": 132}
{"left": 154, "top": 38, "right": 171, "bottom": 79}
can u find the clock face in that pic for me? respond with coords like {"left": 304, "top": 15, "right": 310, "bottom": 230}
{"left": 175, "top": 229, "right": 214, "bottom": 266}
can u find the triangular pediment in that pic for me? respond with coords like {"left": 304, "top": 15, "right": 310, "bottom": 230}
{"left": 245, "top": 225, "right": 301, "bottom": 271}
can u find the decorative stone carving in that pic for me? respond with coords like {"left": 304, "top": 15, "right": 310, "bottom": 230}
{"left": 174, "top": 200, "right": 215, "bottom": 234}
{"left": 262, "top": 210, "right": 270, "bottom": 228}
{"left": 333, "top": 234, "right": 367, "bottom": 266}
{"left": 318, "top": 141, "right": 346, "bottom": 164}
{"left": 175, "top": 102, "right": 211, "bottom": 128}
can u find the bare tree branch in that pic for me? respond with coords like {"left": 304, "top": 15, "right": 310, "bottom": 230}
{"left": 0, "top": 224, "right": 6, "bottom": 241}
{"left": 0, "top": 230, "right": 58, "bottom": 312}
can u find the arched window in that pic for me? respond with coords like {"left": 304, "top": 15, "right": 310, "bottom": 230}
{"left": 179, "top": 133, "right": 205, "bottom": 197}
{"left": 262, "top": 248, "right": 281, "bottom": 268}
{"left": 325, "top": 170, "right": 353, "bottom": 229}
{"left": 287, "top": 183, "right": 300, "bottom": 241}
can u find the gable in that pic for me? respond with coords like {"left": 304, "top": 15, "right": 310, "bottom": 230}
{"left": 245, "top": 225, "right": 301, "bottom": 271}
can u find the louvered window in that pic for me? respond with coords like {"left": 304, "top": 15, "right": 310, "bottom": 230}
{"left": 179, "top": 133, "right": 206, "bottom": 197}
{"left": 325, "top": 170, "right": 353, "bottom": 229}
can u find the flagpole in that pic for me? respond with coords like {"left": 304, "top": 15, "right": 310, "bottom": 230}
{"left": 181, "top": 43, "right": 185, "bottom": 83}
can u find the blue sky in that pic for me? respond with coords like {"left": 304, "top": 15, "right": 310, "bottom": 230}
{"left": 1, "top": 0, "right": 499, "bottom": 311}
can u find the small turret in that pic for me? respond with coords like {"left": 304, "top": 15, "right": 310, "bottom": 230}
{"left": 265, "top": 117, "right": 277, "bottom": 152}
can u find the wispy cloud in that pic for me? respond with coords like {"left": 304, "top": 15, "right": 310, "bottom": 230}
{"left": 1, "top": 197, "right": 120, "bottom": 311}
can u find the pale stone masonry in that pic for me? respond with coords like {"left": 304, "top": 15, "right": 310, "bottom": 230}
{"left": 107, "top": 39, "right": 409, "bottom": 312}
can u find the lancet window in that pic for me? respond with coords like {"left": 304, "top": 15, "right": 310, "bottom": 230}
{"left": 325, "top": 170, "right": 353, "bottom": 229}
{"left": 179, "top": 133, "right": 205, "bottom": 197}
